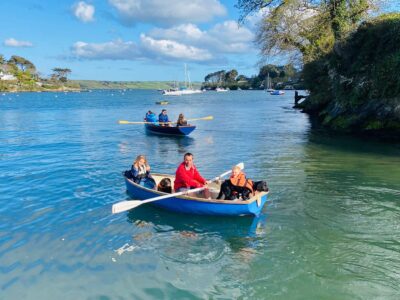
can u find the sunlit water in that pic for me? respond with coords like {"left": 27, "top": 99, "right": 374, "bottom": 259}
{"left": 1, "top": 90, "right": 399, "bottom": 299}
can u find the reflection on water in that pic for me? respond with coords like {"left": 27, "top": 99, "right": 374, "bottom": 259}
{"left": 123, "top": 206, "right": 268, "bottom": 265}
{"left": 145, "top": 134, "right": 196, "bottom": 155}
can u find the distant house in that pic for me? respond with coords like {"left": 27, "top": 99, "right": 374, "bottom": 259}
{"left": 0, "top": 71, "right": 16, "bottom": 81}
{"left": 284, "top": 85, "right": 294, "bottom": 90}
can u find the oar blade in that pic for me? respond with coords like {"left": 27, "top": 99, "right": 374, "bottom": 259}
{"left": 237, "top": 162, "right": 244, "bottom": 170}
{"left": 186, "top": 115, "right": 214, "bottom": 122}
{"left": 112, "top": 200, "right": 143, "bottom": 214}
{"left": 118, "top": 120, "right": 148, "bottom": 125}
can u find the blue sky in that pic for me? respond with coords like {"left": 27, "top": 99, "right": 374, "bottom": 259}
{"left": 1, "top": 1, "right": 398, "bottom": 81}
{"left": 0, "top": 0, "right": 264, "bottom": 81}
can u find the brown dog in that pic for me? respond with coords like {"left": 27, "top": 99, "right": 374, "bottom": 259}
{"left": 157, "top": 178, "right": 172, "bottom": 193}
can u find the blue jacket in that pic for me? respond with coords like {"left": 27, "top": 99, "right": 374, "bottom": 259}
{"left": 159, "top": 113, "right": 169, "bottom": 123}
{"left": 146, "top": 113, "right": 157, "bottom": 123}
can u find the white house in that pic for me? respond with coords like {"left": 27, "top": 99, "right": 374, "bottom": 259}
{"left": 0, "top": 71, "right": 16, "bottom": 81}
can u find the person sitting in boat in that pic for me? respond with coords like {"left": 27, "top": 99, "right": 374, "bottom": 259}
{"left": 158, "top": 109, "right": 170, "bottom": 126}
{"left": 130, "top": 155, "right": 156, "bottom": 189}
{"left": 217, "top": 165, "right": 254, "bottom": 200}
{"left": 145, "top": 110, "right": 157, "bottom": 123}
{"left": 176, "top": 113, "right": 188, "bottom": 126}
{"left": 174, "top": 153, "right": 208, "bottom": 193}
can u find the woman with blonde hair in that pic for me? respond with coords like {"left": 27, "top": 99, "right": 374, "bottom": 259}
{"left": 176, "top": 113, "right": 188, "bottom": 126}
{"left": 130, "top": 155, "right": 155, "bottom": 189}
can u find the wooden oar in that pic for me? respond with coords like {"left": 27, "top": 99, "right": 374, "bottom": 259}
{"left": 186, "top": 115, "right": 213, "bottom": 122}
{"left": 118, "top": 120, "right": 154, "bottom": 125}
{"left": 170, "top": 115, "right": 213, "bottom": 125}
{"left": 112, "top": 162, "right": 244, "bottom": 214}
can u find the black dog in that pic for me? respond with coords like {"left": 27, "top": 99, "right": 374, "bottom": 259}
{"left": 253, "top": 181, "right": 269, "bottom": 192}
{"left": 217, "top": 180, "right": 252, "bottom": 200}
{"left": 157, "top": 178, "right": 172, "bottom": 193}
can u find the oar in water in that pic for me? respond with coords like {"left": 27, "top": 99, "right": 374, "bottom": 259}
{"left": 112, "top": 162, "right": 244, "bottom": 214}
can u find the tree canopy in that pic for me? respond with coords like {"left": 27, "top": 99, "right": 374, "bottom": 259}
{"left": 8, "top": 55, "right": 36, "bottom": 72}
{"left": 52, "top": 68, "right": 72, "bottom": 82}
{"left": 237, "top": 0, "right": 376, "bottom": 62}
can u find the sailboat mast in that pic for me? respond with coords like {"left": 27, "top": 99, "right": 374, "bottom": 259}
{"left": 184, "top": 63, "right": 187, "bottom": 88}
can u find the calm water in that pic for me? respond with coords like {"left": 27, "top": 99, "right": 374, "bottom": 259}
{"left": 1, "top": 90, "right": 399, "bottom": 299}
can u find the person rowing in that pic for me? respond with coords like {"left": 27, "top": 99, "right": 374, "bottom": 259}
{"left": 174, "top": 152, "right": 210, "bottom": 197}
{"left": 158, "top": 109, "right": 170, "bottom": 126}
{"left": 145, "top": 110, "right": 157, "bottom": 123}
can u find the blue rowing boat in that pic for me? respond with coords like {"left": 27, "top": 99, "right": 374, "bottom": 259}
{"left": 144, "top": 123, "right": 196, "bottom": 136}
{"left": 124, "top": 173, "right": 269, "bottom": 216}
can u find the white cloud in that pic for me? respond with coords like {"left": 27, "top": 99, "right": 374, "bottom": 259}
{"left": 71, "top": 36, "right": 213, "bottom": 62}
{"left": 108, "top": 0, "right": 226, "bottom": 26}
{"left": 140, "top": 34, "right": 213, "bottom": 61}
{"left": 148, "top": 21, "right": 254, "bottom": 54}
{"left": 72, "top": 39, "right": 139, "bottom": 60}
{"left": 4, "top": 38, "right": 33, "bottom": 47}
{"left": 70, "top": 20, "right": 255, "bottom": 63}
{"left": 73, "top": 1, "right": 95, "bottom": 22}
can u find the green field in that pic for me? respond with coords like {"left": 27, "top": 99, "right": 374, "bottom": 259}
{"left": 72, "top": 80, "right": 202, "bottom": 90}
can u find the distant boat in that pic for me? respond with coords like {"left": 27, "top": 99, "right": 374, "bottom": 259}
{"left": 156, "top": 101, "right": 169, "bottom": 105}
{"left": 162, "top": 64, "right": 203, "bottom": 96}
{"left": 216, "top": 87, "right": 229, "bottom": 92}
{"left": 270, "top": 90, "right": 285, "bottom": 95}
{"left": 265, "top": 73, "right": 275, "bottom": 92}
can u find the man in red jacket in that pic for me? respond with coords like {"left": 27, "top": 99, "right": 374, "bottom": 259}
{"left": 174, "top": 153, "right": 208, "bottom": 192}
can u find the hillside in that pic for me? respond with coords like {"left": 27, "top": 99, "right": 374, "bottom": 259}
{"left": 301, "top": 13, "right": 400, "bottom": 138}
{"left": 72, "top": 80, "right": 202, "bottom": 90}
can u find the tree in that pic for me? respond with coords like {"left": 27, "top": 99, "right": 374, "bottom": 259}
{"left": 8, "top": 55, "right": 36, "bottom": 72}
{"left": 236, "top": 74, "right": 249, "bottom": 82}
{"left": 258, "top": 65, "right": 278, "bottom": 80}
{"left": 52, "top": 68, "right": 71, "bottom": 82}
{"left": 204, "top": 70, "right": 226, "bottom": 84}
{"left": 225, "top": 69, "right": 238, "bottom": 82}
{"left": 0, "top": 54, "right": 5, "bottom": 65}
{"left": 236, "top": 0, "right": 376, "bottom": 62}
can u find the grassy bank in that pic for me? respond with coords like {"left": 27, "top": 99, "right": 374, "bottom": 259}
{"left": 71, "top": 80, "right": 202, "bottom": 90}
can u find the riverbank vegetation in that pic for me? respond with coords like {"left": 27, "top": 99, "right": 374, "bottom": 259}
{"left": 202, "top": 64, "right": 304, "bottom": 90}
{"left": 0, "top": 55, "right": 200, "bottom": 92}
{"left": 237, "top": 0, "right": 400, "bottom": 137}
{"left": 0, "top": 54, "right": 79, "bottom": 92}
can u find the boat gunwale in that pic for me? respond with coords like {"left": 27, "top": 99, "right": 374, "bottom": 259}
{"left": 145, "top": 123, "right": 196, "bottom": 129}
{"left": 124, "top": 173, "right": 269, "bottom": 205}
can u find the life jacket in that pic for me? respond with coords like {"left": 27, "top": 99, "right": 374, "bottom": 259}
{"left": 230, "top": 172, "right": 253, "bottom": 193}
{"left": 137, "top": 165, "right": 147, "bottom": 178}
{"left": 131, "top": 164, "right": 147, "bottom": 182}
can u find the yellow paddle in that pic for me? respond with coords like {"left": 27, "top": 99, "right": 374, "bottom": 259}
{"left": 186, "top": 115, "right": 213, "bottom": 122}
{"left": 118, "top": 120, "right": 155, "bottom": 124}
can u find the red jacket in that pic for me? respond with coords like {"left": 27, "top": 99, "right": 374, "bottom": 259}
{"left": 174, "top": 162, "right": 206, "bottom": 191}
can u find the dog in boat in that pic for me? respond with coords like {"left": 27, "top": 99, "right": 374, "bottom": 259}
{"left": 217, "top": 180, "right": 268, "bottom": 200}
{"left": 157, "top": 178, "right": 172, "bottom": 193}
